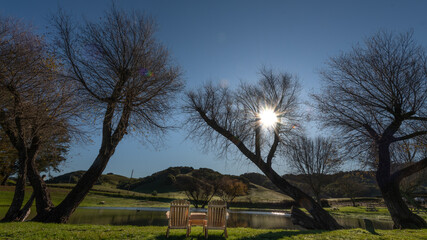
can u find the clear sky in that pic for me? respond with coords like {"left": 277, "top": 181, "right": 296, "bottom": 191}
{"left": 2, "top": 0, "right": 427, "bottom": 178}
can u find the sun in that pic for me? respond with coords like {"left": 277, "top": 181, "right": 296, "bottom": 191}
{"left": 259, "top": 108, "right": 278, "bottom": 128}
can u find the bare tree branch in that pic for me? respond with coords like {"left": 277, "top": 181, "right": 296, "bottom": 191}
{"left": 393, "top": 131, "right": 427, "bottom": 142}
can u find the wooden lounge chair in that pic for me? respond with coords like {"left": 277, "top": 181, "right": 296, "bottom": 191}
{"left": 204, "top": 200, "right": 228, "bottom": 239}
{"left": 165, "top": 199, "right": 191, "bottom": 238}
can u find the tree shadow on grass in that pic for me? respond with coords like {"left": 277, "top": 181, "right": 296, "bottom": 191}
{"left": 154, "top": 230, "right": 325, "bottom": 240}
{"left": 236, "top": 230, "right": 324, "bottom": 240}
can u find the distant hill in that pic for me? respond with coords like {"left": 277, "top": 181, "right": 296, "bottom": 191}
{"left": 47, "top": 171, "right": 130, "bottom": 188}
{"left": 117, "top": 167, "right": 249, "bottom": 194}
{"left": 116, "top": 166, "right": 290, "bottom": 203}
{"left": 117, "top": 166, "right": 194, "bottom": 193}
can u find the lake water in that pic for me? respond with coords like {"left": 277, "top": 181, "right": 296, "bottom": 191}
{"left": 0, "top": 206, "right": 393, "bottom": 229}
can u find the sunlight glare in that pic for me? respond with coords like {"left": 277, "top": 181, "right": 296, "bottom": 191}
{"left": 259, "top": 108, "right": 278, "bottom": 128}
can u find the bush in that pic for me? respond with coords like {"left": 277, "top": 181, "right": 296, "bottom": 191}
{"left": 165, "top": 174, "right": 176, "bottom": 185}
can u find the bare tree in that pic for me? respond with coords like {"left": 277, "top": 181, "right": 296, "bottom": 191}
{"left": 216, "top": 176, "right": 248, "bottom": 206}
{"left": 175, "top": 175, "right": 216, "bottom": 208}
{"left": 185, "top": 68, "right": 342, "bottom": 230}
{"left": 0, "top": 17, "right": 77, "bottom": 222}
{"left": 286, "top": 136, "right": 342, "bottom": 203}
{"left": 325, "top": 174, "right": 370, "bottom": 207}
{"left": 26, "top": 6, "right": 183, "bottom": 223}
{"left": 314, "top": 31, "right": 427, "bottom": 228}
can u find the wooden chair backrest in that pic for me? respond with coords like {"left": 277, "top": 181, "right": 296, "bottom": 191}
{"left": 169, "top": 199, "right": 190, "bottom": 227}
{"left": 207, "top": 200, "right": 227, "bottom": 228}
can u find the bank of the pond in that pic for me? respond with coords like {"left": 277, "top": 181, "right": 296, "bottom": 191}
{"left": 0, "top": 222, "right": 426, "bottom": 240}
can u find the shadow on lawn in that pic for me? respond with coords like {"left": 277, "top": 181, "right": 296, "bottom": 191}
{"left": 236, "top": 230, "right": 324, "bottom": 240}
{"left": 154, "top": 230, "right": 324, "bottom": 240}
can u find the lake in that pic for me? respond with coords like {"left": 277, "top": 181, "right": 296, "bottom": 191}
{"left": 0, "top": 206, "right": 394, "bottom": 229}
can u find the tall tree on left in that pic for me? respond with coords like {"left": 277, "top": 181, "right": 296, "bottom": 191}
{"left": 0, "top": 17, "right": 77, "bottom": 222}
{"left": 26, "top": 5, "right": 183, "bottom": 223}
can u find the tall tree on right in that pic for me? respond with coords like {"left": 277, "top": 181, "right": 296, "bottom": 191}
{"left": 314, "top": 31, "right": 427, "bottom": 229}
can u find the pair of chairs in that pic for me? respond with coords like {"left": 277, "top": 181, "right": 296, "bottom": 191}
{"left": 165, "top": 199, "right": 228, "bottom": 238}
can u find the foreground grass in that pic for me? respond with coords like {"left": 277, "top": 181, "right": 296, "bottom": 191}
{"left": 0, "top": 222, "right": 426, "bottom": 240}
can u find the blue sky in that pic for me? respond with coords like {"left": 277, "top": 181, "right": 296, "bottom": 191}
{"left": 2, "top": 0, "right": 427, "bottom": 178}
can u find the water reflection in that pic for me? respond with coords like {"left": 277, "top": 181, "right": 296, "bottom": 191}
{"left": 70, "top": 207, "right": 392, "bottom": 230}
{"left": 0, "top": 206, "right": 393, "bottom": 229}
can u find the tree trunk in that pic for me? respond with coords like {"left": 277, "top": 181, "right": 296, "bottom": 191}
{"left": 16, "top": 191, "right": 36, "bottom": 222}
{"left": 0, "top": 174, "right": 10, "bottom": 186}
{"left": 258, "top": 162, "right": 342, "bottom": 230}
{"left": 377, "top": 176, "right": 426, "bottom": 228}
{"left": 376, "top": 142, "right": 427, "bottom": 229}
{"left": 350, "top": 197, "right": 356, "bottom": 207}
{"left": 26, "top": 150, "right": 54, "bottom": 219}
{"left": 291, "top": 206, "right": 320, "bottom": 229}
{"left": 33, "top": 149, "right": 113, "bottom": 223}
{"left": 1, "top": 152, "right": 27, "bottom": 222}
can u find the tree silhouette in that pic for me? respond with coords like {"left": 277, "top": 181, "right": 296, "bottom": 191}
{"left": 314, "top": 31, "right": 427, "bottom": 228}
{"left": 185, "top": 68, "right": 342, "bottom": 230}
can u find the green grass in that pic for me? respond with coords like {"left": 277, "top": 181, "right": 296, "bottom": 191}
{"left": 326, "top": 206, "right": 427, "bottom": 221}
{"left": 0, "top": 222, "right": 426, "bottom": 239}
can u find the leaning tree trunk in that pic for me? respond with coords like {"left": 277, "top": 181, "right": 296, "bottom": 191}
{"left": 0, "top": 174, "right": 10, "bottom": 186}
{"left": 16, "top": 191, "right": 36, "bottom": 222}
{"left": 379, "top": 180, "right": 426, "bottom": 229}
{"left": 33, "top": 145, "right": 115, "bottom": 223}
{"left": 258, "top": 161, "right": 342, "bottom": 230}
{"left": 31, "top": 101, "right": 130, "bottom": 223}
{"left": 376, "top": 143, "right": 427, "bottom": 229}
{"left": 1, "top": 151, "right": 27, "bottom": 222}
{"left": 195, "top": 108, "right": 342, "bottom": 230}
{"left": 26, "top": 148, "right": 54, "bottom": 220}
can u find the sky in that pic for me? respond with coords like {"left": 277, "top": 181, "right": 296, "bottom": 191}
{"left": 2, "top": 0, "right": 427, "bottom": 179}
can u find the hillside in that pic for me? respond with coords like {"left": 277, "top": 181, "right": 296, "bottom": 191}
{"left": 47, "top": 171, "right": 130, "bottom": 188}
{"left": 117, "top": 166, "right": 194, "bottom": 193}
{"left": 48, "top": 167, "right": 291, "bottom": 205}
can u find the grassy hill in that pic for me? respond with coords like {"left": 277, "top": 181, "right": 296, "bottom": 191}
{"left": 117, "top": 166, "right": 194, "bottom": 193}
{"left": 47, "top": 167, "right": 291, "bottom": 207}
{"left": 47, "top": 171, "right": 130, "bottom": 188}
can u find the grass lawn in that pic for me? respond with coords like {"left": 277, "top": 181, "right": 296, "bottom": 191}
{"left": 0, "top": 222, "right": 426, "bottom": 240}
{"left": 326, "top": 206, "right": 427, "bottom": 221}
